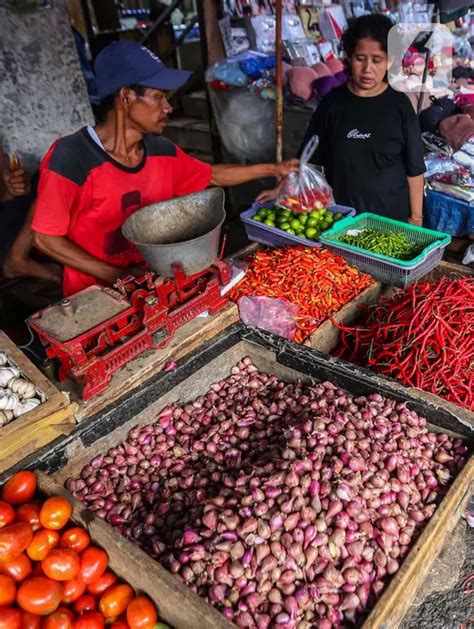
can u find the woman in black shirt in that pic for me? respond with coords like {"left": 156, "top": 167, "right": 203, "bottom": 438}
{"left": 260, "top": 15, "right": 425, "bottom": 224}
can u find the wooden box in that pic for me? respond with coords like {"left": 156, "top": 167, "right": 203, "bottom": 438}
{"left": 16, "top": 326, "right": 473, "bottom": 629}
{"left": 0, "top": 331, "right": 75, "bottom": 473}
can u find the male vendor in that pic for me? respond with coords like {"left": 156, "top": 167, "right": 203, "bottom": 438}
{"left": 32, "top": 42, "right": 298, "bottom": 296}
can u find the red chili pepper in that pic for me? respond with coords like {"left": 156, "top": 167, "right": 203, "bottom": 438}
{"left": 334, "top": 277, "right": 474, "bottom": 411}
{"left": 229, "top": 246, "right": 373, "bottom": 343}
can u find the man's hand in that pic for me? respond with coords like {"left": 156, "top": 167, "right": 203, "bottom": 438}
{"left": 274, "top": 158, "right": 300, "bottom": 179}
{"left": 3, "top": 167, "right": 30, "bottom": 197}
{"left": 407, "top": 215, "right": 423, "bottom": 226}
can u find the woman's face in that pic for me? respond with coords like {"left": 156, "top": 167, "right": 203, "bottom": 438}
{"left": 349, "top": 38, "right": 388, "bottom": 92}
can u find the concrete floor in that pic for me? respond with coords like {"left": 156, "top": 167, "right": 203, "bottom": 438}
{"left": 403, "top": 520, "right": 473, "bottom": 629}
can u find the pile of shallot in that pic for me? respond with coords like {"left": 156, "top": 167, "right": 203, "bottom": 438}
{"left": 66, "top": 359, "right": 467, "bottom": 628}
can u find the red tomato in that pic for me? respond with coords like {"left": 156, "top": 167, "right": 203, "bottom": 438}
{"left": 16, "top": 504, "right": 41, "bottom": 532}
{"left": 98, "top": 584, "right": 134, "bottom": 619}
{"left": 59, "top": 529, "right": 90, "bottom": 554}
{"left": 0, "top": 552, "right": 32, "bottom": 582}
{"left": 0, "top": 607, "right": 21, "bottom": 629}
{"left": 77, "top": 547, "right": 108, "bottom": 586}
{"left": 16, "top": 577, "right": 63, "bottom": 616}
{"left": 0, "top": 522, "right": 33, "bottom": 562}
{"left": 0, "top": 574, "right": 16, "bottom": 606}
{"left": 72, "top": 612, "right": 104, "bottom": 629}
{"left": 61, "top": 578, "right": 86, "bottom": 605}
{"left": 86, "top": 571, "right": 117, "bottom": 596}
{"left": 27, "top": 530, "right": 60, "bottom": 562}
{"left": 41, "top": 608, "right": 74, "bottom": 629}
{"left": 126, "top": 596, "right": 157, "bottom": 629}
{"left": 72, "top": 595, "right": 96, "bottom": 615}
{"left": 42, "top": 549, "right": 80, "bottom": 582}
{"left": 39, "top": 499, "right": 71, "bottom": 532}
{"left": 109, "top": 621, "right": 130, "bottom": 629}
{"left": 20, "top": 612, "right": 41, "bottom": 629}
{"left": 1, "top": 472, "right": 36, "bottom": 506}
{"left": 0, "top": 502, "right": 15, "bottom": 529}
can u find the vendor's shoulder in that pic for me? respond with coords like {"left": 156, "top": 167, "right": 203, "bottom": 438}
{"left": 44, "top": 128, "right": 105, "bottom": 185}
{"left": 144, "top": 134, "right": 178, "bottom": 157}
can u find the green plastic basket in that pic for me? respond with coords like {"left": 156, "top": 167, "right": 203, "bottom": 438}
{"left": 320, "top": 213, "right": 451, "bottom": 287}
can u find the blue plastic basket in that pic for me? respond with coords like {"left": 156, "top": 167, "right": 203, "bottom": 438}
{"left": 320, "top": 213, "right": 451, "bottom": 287}
{"left": 241, "top": 201, "right": 356, "bottom": 249}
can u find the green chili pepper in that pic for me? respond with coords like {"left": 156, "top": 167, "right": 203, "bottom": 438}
{"left": 339, "top": 229, "right": 420, "bottom": 260}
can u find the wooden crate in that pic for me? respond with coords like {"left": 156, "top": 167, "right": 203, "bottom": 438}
{"left": 0, "top": 331, "right": 76, "bottom": 473}
{"left": 25, "top": 327, "right": 473, "bottom": 629}
{"left": 229, "top": 242, "right": 384, "bottom": 354}
{"left": 304, "top": 281, "right": 382, "bottom": 353}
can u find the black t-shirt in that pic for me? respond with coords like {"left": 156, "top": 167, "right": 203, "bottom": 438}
{"left": 299, "top": 84, "right": 425, "bottom": 221}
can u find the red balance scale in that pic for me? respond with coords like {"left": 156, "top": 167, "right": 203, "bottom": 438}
{"left": 28, "top": 189, "right": 232, "bottom": 400}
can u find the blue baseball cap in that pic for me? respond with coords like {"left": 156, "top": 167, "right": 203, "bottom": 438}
{"left": 94, "top": 41, "right": 192, "bottom": 99}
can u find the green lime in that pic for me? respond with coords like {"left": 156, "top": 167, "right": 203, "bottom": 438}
{"left": 295, "top": 230, "right": 305, "bottom": 238}
{"left": 277, "top": 215, "right": 289, "bottom": 225}
{"left": 266, "top": 212, "right": 276, "bottom": 222}
{"left": 299, "top": 214, "right": 309, "bottom": 225}
{"left": 286, "top": 228, "right": 296, "bottom": 235}
{"left": 279, "top": 208, "right": 291, "bottom": 217}
{"left": 279, "top": 222, "right": 290, "bottom": 231}
{"left": 310, "top": 210, "right": 320, "bottom": 219}
{"left": 307, "top": 217, "right": 319, "bottom": 228}
{"left": 257, "top": 209, "right": 268, "bottom": 218}
{"left": 290, "top": 219, "right": 302, "bottom": 230}
{"left": 253, "top": 216, "right": 262, "bottom": 222}
{"left": 264, "top": 219, "right": 275, "bottom": 227}
{"left": 333, "top": 212, "right": 343, "bottom": 221}
{"left": 305, "top": 227, "right": 317, "bottom": 239}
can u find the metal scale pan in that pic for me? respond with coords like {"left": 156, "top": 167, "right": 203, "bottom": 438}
{"left": 122, "top": 188, "right": 226, "bottom": 277}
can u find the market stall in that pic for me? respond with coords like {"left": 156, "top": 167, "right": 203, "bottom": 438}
{"left": 0, "top": 3, "right": 473, "bottom": 626}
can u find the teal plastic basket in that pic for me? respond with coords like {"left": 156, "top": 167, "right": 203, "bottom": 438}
{"left": 320, "top": 213, "right": 451, "bottom": 287}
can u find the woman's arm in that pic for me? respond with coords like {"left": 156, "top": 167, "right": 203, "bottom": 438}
{"left": 407, "top": 174, "right": 424, "bottom": 225}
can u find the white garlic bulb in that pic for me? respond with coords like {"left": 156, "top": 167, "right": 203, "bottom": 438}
{"left": 0, "top": 367, "right": 20, "bottom": 387}
{"left": 0, "top": 352, "right": 8, "bottom": 366}
{"left": 13, "top": 397, "right": 41, "bottom": 418}
{"left": 0, "top": 409, "right": 14, "bottom": 426}
{"left": 7, "top": 377, "right": 36, "bottom": 399}
{"left": 0, "top": 392, "right": 20, "bottom": 411}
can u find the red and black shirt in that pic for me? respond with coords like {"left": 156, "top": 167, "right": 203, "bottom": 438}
{"left": 32, "top": 128, "right": 212, "bottom": 296}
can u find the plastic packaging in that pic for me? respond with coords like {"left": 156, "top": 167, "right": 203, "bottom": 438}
{"left": 238, "top": 296, "right": 298, "bottom": 340}
{"left": 276, "top": 136, "right": 333, "bottom": 213}
{"left": 210, "top": 59, "right": 248, "bottom": 87}
{"left": 462, "top": 245, "right": 474, "bottom": 265}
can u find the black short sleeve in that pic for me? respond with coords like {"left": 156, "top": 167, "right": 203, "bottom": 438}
{"left": 297, "top": 97, "right": 331, "bottom": 164}
{"left": 401, "top": 100, "right": 426, "bottom": 177}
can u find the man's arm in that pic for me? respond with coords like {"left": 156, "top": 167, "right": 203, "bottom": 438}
{"left": 210, "top": 159, "right": 299, "bottom": 187}
{"left": 407, "top": 175, "right": 424, "bottom": 225}
{"left": 32, "top": 232, "right": 126, "bottom": 284}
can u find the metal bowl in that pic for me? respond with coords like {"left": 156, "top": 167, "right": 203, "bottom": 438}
{"left": 122, "top": 188, "right": 226, "bottom": 277}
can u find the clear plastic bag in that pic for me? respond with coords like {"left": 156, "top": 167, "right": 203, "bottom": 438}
{"left": 238, "top": 296, "right": 298, "bottom": 340}
{"left": 276, "top": 136, "right": 333, "bottom": 213}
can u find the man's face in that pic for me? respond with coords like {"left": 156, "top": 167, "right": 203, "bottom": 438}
{"left": 127, "top": 87, "right": 173, "bottom": 135}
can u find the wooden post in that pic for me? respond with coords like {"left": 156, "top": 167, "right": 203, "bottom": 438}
{"left": 275, "top": 0, "right": 283, "bottom": 163}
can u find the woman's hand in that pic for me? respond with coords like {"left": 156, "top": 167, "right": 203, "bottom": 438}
{"left": 256, "top": 187, "right": 280, "bottom": 203}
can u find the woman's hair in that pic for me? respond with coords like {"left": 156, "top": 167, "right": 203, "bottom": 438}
{"left": 342, "top": 14, "right": 393, "bottom": 58}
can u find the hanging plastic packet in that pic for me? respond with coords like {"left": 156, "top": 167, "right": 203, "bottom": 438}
{"left": 276, "top": 135, "right": 333, "bottom": 213}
